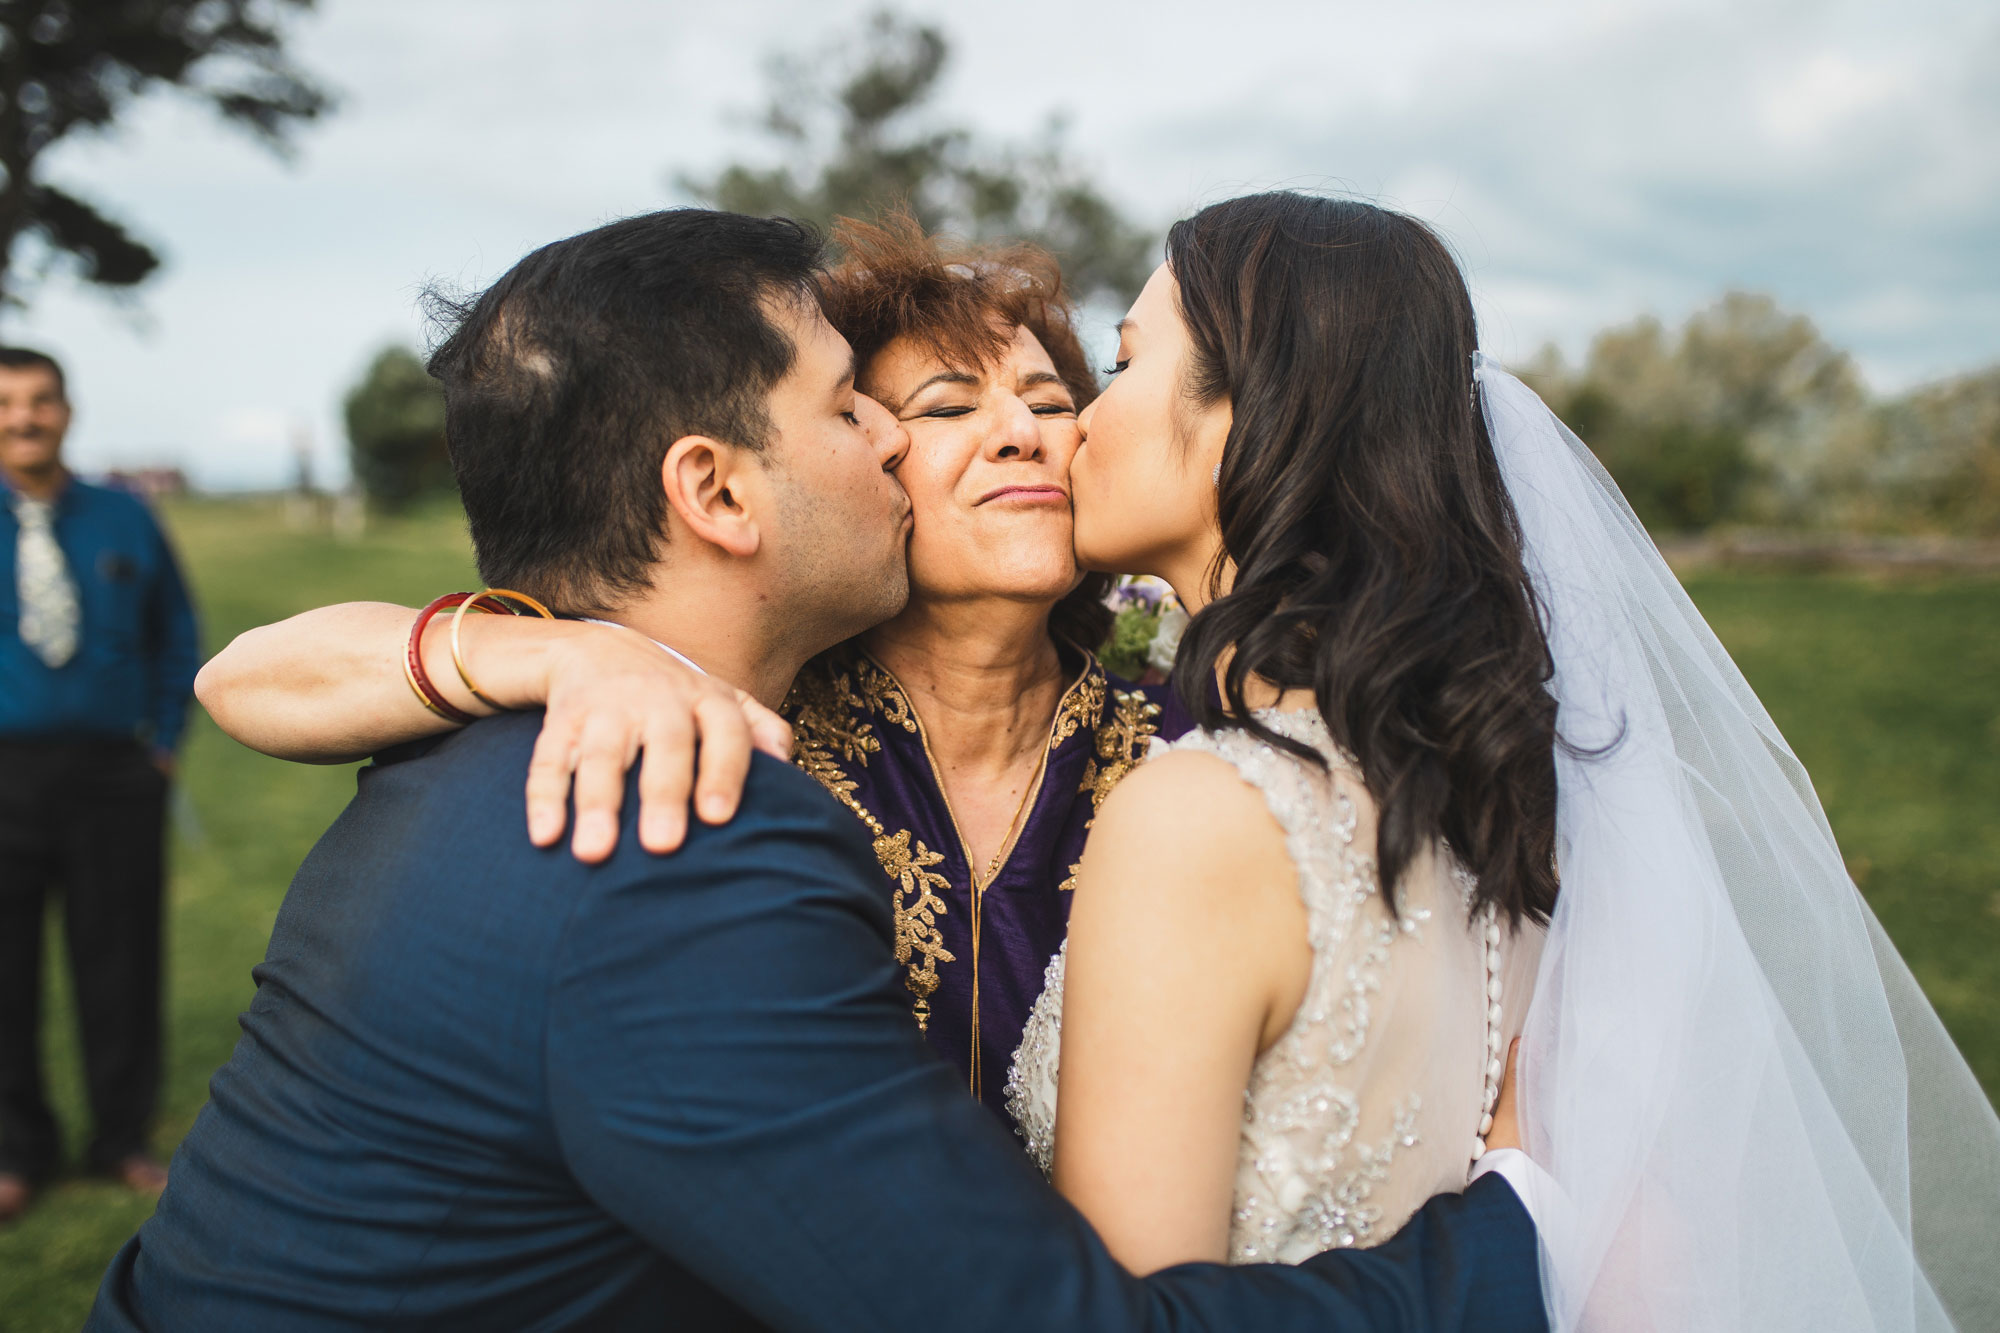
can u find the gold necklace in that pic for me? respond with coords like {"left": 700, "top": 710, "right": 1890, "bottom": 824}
{"left": 965, "top": 750, "right": 1050, "bottom": 1100}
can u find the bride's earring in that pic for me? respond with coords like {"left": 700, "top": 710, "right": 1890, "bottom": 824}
{"left": 1212, "top": 463, "right": 1221, "bottom": 485}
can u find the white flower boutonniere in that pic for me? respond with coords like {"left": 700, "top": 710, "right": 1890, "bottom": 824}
{"left": 1099, "top": 577, "right": 1185, "bottom": 681}
{"left": 1146, "top": 604, "right": 1188, "bottom": 674}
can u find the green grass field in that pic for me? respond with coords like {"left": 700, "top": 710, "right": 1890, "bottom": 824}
{"left": 2, "top": 498, "right": 1996, "bottom": 1329}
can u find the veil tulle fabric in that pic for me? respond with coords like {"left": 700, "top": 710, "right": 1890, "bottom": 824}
{"left": 1474, "top": 353, "right": 2000, "bottom": 1332}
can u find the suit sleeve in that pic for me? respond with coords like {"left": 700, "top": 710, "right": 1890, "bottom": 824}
{"left": 140, "top": 507, "right": 200, "bottom": 754}
{"left": 544, "top": 759, "right": 1545, "bottom": 1333}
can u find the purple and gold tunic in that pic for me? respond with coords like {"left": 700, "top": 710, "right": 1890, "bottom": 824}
{"left": 783, "top": 643, "right": 1195, "bottom": 1126}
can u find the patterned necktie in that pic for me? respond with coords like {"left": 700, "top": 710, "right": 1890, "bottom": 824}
{"left": 12, "top": 492, "right": 79, "bottom": 668}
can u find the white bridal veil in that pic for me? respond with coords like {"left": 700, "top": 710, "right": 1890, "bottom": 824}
{"left": 1474, "top": 354, "right": 2000, "bottom": 1332}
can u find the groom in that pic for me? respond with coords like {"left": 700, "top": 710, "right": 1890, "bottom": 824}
{"left": 88, "top": 209, "right": 1546, "bottom": 1331}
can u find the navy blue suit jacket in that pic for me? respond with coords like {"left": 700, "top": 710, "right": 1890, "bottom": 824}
{"left": 89, "top": 713, "right": 1545, "bottom": 1332}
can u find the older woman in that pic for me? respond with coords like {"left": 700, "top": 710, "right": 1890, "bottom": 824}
{"left": 196, "top": 217, "right": 1188, "bottom": 1124}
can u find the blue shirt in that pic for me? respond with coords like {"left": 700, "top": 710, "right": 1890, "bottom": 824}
{"left": 0, "top": 475, "right": 200, "bottom": 752}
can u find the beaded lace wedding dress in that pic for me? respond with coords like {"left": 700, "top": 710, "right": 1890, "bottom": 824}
{"left": 1004, "top": 706, "right": 1544, "bottom": 1265}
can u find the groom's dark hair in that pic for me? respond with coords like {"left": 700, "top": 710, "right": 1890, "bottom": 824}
{"left": 426, "top": 209, "right": 824, "bottom": 614}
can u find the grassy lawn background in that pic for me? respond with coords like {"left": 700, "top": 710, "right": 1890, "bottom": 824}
{"left": 0, "top": 497, "right": 478, "bottom": 1331}
{"left": 1, "top": 497, "right": 1995, "bottom": 1329}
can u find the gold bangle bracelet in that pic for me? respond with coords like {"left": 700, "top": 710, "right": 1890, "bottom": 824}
{"left": 402, "top": 650, "right": 460, "bottom": 722}
{"left": 449, "top": 588, "right": 555, "bottom": 712}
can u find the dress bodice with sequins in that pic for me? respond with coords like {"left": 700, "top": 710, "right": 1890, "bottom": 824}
{"left": 1003, "top": 708, "right": 1544, "bottom": 1265}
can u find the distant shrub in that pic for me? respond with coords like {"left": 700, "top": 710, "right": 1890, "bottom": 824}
{"left": 345, "top": 346, "right": 452, "bottom": 511}
{"left": 1601, "top": 420, "right": 1759, "bottom": 533}
{"left": 1526, "top": 293, "right": 1866, "bottom": 533}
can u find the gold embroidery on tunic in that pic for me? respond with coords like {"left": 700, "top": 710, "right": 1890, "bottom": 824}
{"left": 785, "top": 660, "right": 884, "bottom": 833}
{"left": 1079, "top": 688, "right": 1164, "bottom": 816}
{"left": 854, "top": 656, "right": 917, "bottom": 732}
{"left": 873, "top": 829, "right": 956, "bottom": 1030}
{"left": 784, "top": 656, "right": 954, "bottom": 1028}
{"left": 1048, "top": 666, "right": 1107, "bottom": 750}
{"left": 783, "top": 653, "right": 1153, "bottom": 1027}
{"left": 1062, "top": 688, "right": 1162, "bottom": 892}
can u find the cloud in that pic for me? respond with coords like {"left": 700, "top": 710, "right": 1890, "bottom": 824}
{"left": 1759, "top": 51, "right": 1914, "bottom": 148}
{"left": 1111, "top": 0, "right": 2000, "bottom": 388}
{"left": 6, "top": 0, "right": 1994, "bottom": 489}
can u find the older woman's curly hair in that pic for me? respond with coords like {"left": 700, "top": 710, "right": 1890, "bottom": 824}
{"left": 819, "top": 212, "right": 1115, "bottom": 654}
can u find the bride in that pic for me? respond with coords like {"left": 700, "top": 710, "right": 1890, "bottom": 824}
{"left": 1036, "top": 193, "right": 2000, "bottom": 1327}
{"left": 1004, "top": 194, "right": 1555, "bottom": 1272}
{"left": 198, "top": 191, "right": 2000, "bottom": 1329}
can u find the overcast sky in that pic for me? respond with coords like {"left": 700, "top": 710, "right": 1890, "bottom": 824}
{"left": 10, "top": 0, "right": 1997, "bottom": 488}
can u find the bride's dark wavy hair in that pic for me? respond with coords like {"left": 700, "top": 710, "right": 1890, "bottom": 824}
{"left": 1170, "top": 192, "right": 1560, "bottom": 927}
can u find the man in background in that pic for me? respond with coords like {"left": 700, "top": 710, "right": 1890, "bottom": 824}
{"left": 0, "top": 347, "right": 200, "bottom": 1224}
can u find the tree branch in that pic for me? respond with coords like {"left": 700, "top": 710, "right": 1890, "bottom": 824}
{"left": 31, "top": 185, "right": 161, "bottom": 287}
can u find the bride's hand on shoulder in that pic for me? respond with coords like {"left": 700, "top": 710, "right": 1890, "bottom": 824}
{"left": 1485, "top": 1039, "right": 1523, "bottom": 1154}
{"left": 195, "top": 599, "right": 790, "bottom": 863}
{"left": 527, "top": 622, "right": 792, "bottom": 862}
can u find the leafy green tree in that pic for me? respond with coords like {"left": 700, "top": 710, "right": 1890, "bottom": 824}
{"left": 1529, "top": 292, "right": 1865, "bottom": 531}
{"left": 1525, "top": 292, "right": 2000, "bottom": 537}
{"left": 1827, "top": 367, "right": 2000, "bottom": 536}
{"left": 1898, "top": 368, "right": 2000, "bottom": 535}
{"left": 344, "top": 346, "right": 450, "bottom": 511}
{"left": 682, "top": 9, "right": 1155, "bottom": 306}
{"left": 0, "top": 1, "right": 330, "bottom": 309}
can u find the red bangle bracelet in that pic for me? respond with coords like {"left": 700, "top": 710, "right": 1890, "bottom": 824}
{"left": 404, "top": 592, "right": 509, "bottom": 725}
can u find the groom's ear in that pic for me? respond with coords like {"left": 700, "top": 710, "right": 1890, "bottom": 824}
{"left": 661, "top": 435, "right": 763, "bottom": 559}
